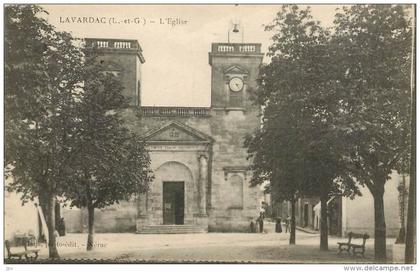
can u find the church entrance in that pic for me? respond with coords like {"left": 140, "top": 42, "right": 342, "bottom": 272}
{"left": 163, "top": 182, "right": 185, "bottom": 225}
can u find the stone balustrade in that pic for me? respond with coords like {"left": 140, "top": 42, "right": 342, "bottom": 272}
{"left": 140, "top": 107, "right": 210, "bottom": 117}
{"left": 212, "top": 43, "right": 261, "bottom": 54}
{"left": 85, "top": 38, "right": 140, "bottom": 50}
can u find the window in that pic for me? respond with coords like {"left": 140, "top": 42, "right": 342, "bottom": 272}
{"left": 229, "top": 175, "right": 244, "bottom": 208}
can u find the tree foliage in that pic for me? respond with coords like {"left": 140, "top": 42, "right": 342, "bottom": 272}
{"left": 60, "top": 50, "right": 153, "bottom": 250}
{"left": 5, "top": 4, "right": 153, "bottom": 255}
{"left": 331, "top": 4, "right": 412, "bottom": 262}
{"left": 5, "top": 5, "right": 84, "bottom": 201}
{"left": 64, "top": 52, "right": 152, "bottom": 209}
{"left": 5, "top": 5, "right": 84, "bottom": 259}
{"left": 246, "top": 5, "right": 360, "bottom": 248}
{"left": 332, "top": 5, "right": 412, "bottom": 191}
{"left": 247, "top": 4, "right": 412, "bottom": 259}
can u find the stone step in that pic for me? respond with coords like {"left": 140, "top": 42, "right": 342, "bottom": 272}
{"left": 137, "top": 224, "right": 206, "bottom": 234}
{"left": 138, "top": 226, "right": 204, "bottom": 231}
{"left": 140, "top": 226, "right": 203, "bottom": 230}
{"left": 137, "top": 230, "right": 206, "bottom": 234}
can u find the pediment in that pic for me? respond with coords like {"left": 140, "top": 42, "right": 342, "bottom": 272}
{"left": 224, "top": 65, "right": 249, "bottom": 75}
{"left": 143, "top": 121, "right": 213, "bottom": 144}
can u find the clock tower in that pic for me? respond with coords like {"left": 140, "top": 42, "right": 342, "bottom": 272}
{"left": 208, "top": 42, "right": 263, "bottom": 110}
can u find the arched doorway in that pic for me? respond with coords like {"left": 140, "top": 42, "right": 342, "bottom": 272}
{"left": 154, "top": 161, "right": 194, "bottom": 225}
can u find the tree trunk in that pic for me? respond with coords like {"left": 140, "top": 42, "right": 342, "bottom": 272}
{"left": 396, "top": 174, "right": 407, "bottom": 244}
{"left": 396, "top": 228, "right": 406, "bottom": 244}
{"left": 320, "top": 194, "right": 329, "bottom": 251}
{"left": 44, "top": 195, "right": 60, "bottom": 259}
{"left": 290, "top": 197, "right": 296, "bottom": 245}
{"left": 373, "top": 190, "right": 387, "bottom": 262}
{"left": 86, "top": 204, "right": 95, "bottom": 251}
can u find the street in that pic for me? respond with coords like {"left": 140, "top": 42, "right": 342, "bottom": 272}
{"left": 30, "top": 227, "right": 396, "bottom": 263}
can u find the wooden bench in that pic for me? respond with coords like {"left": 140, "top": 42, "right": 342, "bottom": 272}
{"left": 5, "top": 239, "right": 40, "bottom": 260}
{"left": 337, "top": 232, "right": 369, "bottom": 257}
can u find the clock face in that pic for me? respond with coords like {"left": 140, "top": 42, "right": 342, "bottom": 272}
{"left": 229, "top": 77, "right": 244, "bottom": 92}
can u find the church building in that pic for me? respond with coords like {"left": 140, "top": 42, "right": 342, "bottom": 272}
{"left": 63, "top": 35, "right": 265, "bottom": 233}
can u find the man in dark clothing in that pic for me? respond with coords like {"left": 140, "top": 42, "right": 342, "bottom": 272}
{"left": 57, "top": 217, "right": 66, "bottom": 236}
{"left": 275, "top": 218, "right": 283, "bottom": 233}
{"left": 250, "top": 220, "right": 256, "bottom": 233}
{"left": 285, "top": 215, "right": 291, "bottom": 233}
{"left": 258, "top": 212, "right": 264, "bottom": 233}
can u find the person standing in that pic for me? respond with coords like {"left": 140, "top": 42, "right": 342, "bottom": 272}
{"left": 57, "top": 217, "right": 66, "bottom": 236}
{"left": 275, "top": 217, "right": 283, "bottom": 233}
{"left": 285, "top": 215, "right": 290, "bottom": 233}
{"left": 250, "top": 220, "right": 256, "bottom": 233}
{"left": 258, "top": 212, "right": 264, "bottom": 233}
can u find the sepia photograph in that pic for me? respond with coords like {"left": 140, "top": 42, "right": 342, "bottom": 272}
{"left": 3, "top": 2, "right": 417, "bottom": 269}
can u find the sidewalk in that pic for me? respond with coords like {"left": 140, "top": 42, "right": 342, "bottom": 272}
{"left": 266, "top": 220, "right": 318, "bottom": 234}
{"left": 9, "top": 231, "right": 397, "bottom": 263}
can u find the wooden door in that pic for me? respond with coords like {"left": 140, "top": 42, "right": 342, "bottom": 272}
{"left": 163, "top": 182, "right": 184, "bottom": 225}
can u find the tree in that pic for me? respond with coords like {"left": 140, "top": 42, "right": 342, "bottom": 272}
{"left": 246, "top": 5, "right": 359, "bottom": 249}
{"left": 332, "top": 5, "right": 412, "bottom": 262}
{"left": 246, "top": 102, "right": 305, "bottom": 245}
{"left": 63, "top": 52, "right": 153, "bottom": 250}
{"left": 5, "top": 5, "right": 84, "bottom": 259}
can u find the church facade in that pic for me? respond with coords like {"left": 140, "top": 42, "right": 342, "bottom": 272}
{"left": 63, "top": 38, "right": 265, "bottom": 233}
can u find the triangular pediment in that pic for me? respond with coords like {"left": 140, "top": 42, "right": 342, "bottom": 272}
{"left": 143, "top": 121, "right": 213, "bottom": 143}
{"left": 224, "top": 65, "right": 248, "bottom": 75}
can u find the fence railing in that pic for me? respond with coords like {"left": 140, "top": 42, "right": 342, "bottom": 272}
{"left": 140, "top": 107, "right": 210, "bottom": 117}
{"left": 85, "top": 39, "right": 139, "bottom": 49}
{"left": 212, "top": 43, "right": 261, "bottom": 54}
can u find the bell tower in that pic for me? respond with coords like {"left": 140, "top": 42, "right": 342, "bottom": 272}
{"left": 208, "top": 26, "right": 263, "bottom": 111}
{"left": 85, "top": 38, "right": 145, "bottom": 107}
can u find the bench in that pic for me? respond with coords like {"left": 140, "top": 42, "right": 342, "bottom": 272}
{"left": 5, "top": 239, "right": 40, "bottom": 260}
{"left": 337, "top": 232, "right": 369, "bottom": 257}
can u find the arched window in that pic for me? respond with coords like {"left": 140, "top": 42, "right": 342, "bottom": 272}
{"left": 229, "top": 175, "right": 244, "bottom": 208}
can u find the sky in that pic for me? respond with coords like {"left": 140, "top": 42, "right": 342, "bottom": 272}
{"left": 42, "top": 5, "right": 340, "bottom": 107}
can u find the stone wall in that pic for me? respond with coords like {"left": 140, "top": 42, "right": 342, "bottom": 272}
{"left": 62, "top": 207, "right": 83, "bottom": 233}
{"left": 120, "top": 106, "right": 263, "bottom": 232}
{"left": 97, "top": 53, "right": 138, "bottom": 106}
{"left": 206, "top": 109, "right": 263, "bottom": 231}
{"left": 61, "top": 39, "right": 264, "bottom": 233}
{"left": 64, "top": 200, "right": 137, "bottom": 233}
{"left": 5, "top": 190, "right": 40, "bottom": 240}
{"left": 342, "top": 171, "right": 406, "bottom": 237}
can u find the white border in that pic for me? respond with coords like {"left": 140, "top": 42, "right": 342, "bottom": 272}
{"left": 1, "top": 2, "right": 419, "bottom": 272}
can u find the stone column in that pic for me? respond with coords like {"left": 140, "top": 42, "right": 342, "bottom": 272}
{"left": 198, "top": 155, "right": 208, "bottom": 215}
{"left": 136, "top": 192, "right": 149, "bottom": 232}
{"left": 137, "top": 192, "right": 148, "bottom": 216}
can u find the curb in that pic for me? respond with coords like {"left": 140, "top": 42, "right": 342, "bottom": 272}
{"left": 296, "top": 226, "right": 319, "bottom": 235}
